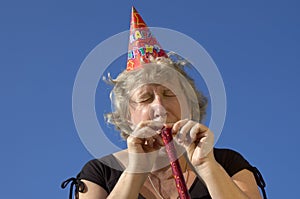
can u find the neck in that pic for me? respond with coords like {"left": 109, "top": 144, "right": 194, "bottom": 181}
{"left": 151, "top": 154, "right": 188, "bottom": 179}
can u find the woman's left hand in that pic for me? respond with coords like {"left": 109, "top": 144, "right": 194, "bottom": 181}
{"left": 172, "top": 119, "right": 215, "bottom": 167}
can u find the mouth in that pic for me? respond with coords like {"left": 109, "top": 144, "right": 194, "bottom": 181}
{"left": 152, "top": 115, "right": 167, "bottom": 123}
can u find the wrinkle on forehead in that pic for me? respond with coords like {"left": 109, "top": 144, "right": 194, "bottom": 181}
{"left": 130, "top": 83, "right": 176, "bottom": 98}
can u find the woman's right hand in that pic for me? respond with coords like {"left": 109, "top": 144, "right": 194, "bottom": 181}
{"left": 126, "top": 120, "right": 165, "bottom": 172}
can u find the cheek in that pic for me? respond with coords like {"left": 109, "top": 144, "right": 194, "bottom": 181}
{"left": 174, "top": 100, "right": 182, "bottom": 118}
{"left": 166, "top": 99, "right": 181, "bottom": 119}
{"left": 173, "top": 95, "right": 190, "bottom": 120}
{"left": 130, "top": 106, "right": 150, "bottom": 125}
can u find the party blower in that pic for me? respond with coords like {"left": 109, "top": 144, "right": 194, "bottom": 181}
{"left": 161, "top": 127, "right": 191, "bottom": 199}
{"left": 150, "top": 101, "right": 191, "bottom": 199}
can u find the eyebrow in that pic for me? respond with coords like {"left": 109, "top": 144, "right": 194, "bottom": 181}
{"left": 133, "top": 89, "right": 150, "bottom": 97}
{"left": 131, "top": 84, "right": 173, "bottom": 98}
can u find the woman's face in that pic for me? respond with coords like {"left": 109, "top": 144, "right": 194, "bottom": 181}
{"left": 129, "top": 83, "right": 181, "bottom": 126}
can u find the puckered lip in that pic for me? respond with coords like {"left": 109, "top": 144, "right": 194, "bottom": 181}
{"left": 158, "top": 122, "right": 179, "bottom": 137}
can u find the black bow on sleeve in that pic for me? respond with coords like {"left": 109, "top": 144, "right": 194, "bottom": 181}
{"left": 61, "top": 177, "right": 85, "bottom": 199}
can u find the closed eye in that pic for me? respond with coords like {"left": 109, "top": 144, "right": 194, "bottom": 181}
{"left": 134, "top": 94, "right": 154, "bottom": 103}
{"left": 163, "top": 90, "right": 176, "bottom": 97}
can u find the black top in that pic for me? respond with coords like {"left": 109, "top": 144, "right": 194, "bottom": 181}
{"left": 75, "top": 148, "right": 257, "bottom": 199}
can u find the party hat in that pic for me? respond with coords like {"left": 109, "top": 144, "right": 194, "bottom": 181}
{"left": 126, "top": 6, "right": 168, "bottom": 71}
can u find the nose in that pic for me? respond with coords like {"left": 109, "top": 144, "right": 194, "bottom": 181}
{"left": 149, "top": 103, "right": 167, "bottom": 122}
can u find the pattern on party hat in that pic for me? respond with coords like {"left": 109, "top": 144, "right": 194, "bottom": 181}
{"left": 126, "top": 6, "right": 168, "bottom": 71}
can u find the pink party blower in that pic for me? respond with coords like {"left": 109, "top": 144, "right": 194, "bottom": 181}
{"left": 161, "top": 127, "right": 191, "bottom": 199}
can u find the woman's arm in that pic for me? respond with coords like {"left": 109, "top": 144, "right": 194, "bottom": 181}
{"left": 107, "top": 172, "right": 148, "bottom": 199}
{"left": 195, "top": 153, "right": 262, "bottom": 199}
{"left": 79, "top": 121, "right": 164, "bottom": 199}
{"left": 232, "top": 169, "right": 263, "bottom": 199}
{"left": 78, "top": 180, "right": 108, "bottom": 199}
{"left": 172, "top": 120, "right": 262, "bottom": 199}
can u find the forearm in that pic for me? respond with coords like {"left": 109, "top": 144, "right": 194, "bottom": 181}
{"left": 195, "top": 161, "right": 249, "bottom": 199}
{"left": 107, "top": 171, "right": 148, "bottom": 199}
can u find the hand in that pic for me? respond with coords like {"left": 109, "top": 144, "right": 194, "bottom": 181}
{"left": 172, "top": 119, "right": 215, "bottom": 166}
{"left": 127, "top": 120, "right": 165, "bottom": 153}
{"left": 126, "top": 120, "right": 165, "bottom": 173}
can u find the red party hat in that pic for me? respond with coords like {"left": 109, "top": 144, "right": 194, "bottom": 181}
{"left": 126, "top": 6, "right": 168, "bottom": 71}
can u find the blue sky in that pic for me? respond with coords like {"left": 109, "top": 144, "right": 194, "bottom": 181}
{"left": 1, "top": 0, "right": 299, "bottom": 198}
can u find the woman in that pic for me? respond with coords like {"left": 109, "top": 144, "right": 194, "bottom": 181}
{"left": 61, "top": 7, "right": 266, "bottom": 199}
{"left": 62, "top": 58, "right": 266, "bottom": 199}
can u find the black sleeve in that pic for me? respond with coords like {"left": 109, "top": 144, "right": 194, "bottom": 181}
{"left": 77, "top": 159, "right": 110, "bottom": 193}
{"left": 214, "top": 148, "right": 252, "bottom": 177}
{"left": 77, "top": 155, "right": 124, "bottom": 194}
{"left": 214, "top": 148, "right": 267, "bottom": 198}
{"left": 61, "top": 159, "right": 108, "bottom": 199}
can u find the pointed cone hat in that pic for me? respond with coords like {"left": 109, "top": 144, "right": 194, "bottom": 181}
{"left": 126, "top": 6, "right": 168, "bottom": 71}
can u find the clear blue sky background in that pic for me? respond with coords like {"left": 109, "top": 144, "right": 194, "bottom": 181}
{"left": 1, "top": 0, "right": 299, "bottom": 198}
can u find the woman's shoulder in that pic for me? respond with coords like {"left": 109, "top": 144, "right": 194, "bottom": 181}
{"left": 80, "top": 151, "right": 127, "bottom": 175}
{"left": 213, "top": 147, "right": 245, "bottom": 156}
{"left": 76, "top": 152, "right": 126, "bottom": 192}
{"left": 213, "top": 148, "right": 252, "bottom": 176}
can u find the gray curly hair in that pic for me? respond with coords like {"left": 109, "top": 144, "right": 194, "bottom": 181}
{"left": 105, "top": 55, "right": 208, "bottom": 139}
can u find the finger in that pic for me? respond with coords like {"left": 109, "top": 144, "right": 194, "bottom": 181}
{"left": 135, "top": 120, "right": 164, "bottom": 131}
{"left": 198, "top": 136, "right": 214, "bottom": 158}
{"left": 127, "top": 136, "right": 147, "bottom": 154}
{"left": 164, "top": 122, "right": 175, "bottom": 128}
{"left": 198, "top": 130, "right": 214, "bottom": 147}
{"left": 172, "top": 119, "right": 189, "bottom": 134}
{"left": 146, "top": 136, "right": 154, "bottom": 148}
{"left": 153, "top": 133, "right": 164, "bottom": 146}
{"left": 190, "top": 123, "right": 208, "bottom": 140}
{"left": 132, "top": 123, "right": 163, "bottom": 139}
{"left": 131, "top": 126, "right": 154, "bottom": 138}
{"left": 127, "top": 135, "right": 144, "bottom": 145}
{"left": 149, "top": 121, "right": 164, "bottom": 131}
{"left": 192, "top": 130, "right": 214, "bottom": 159}
{"left": 178, "top": 121, "right": 195, "bottom": 145}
